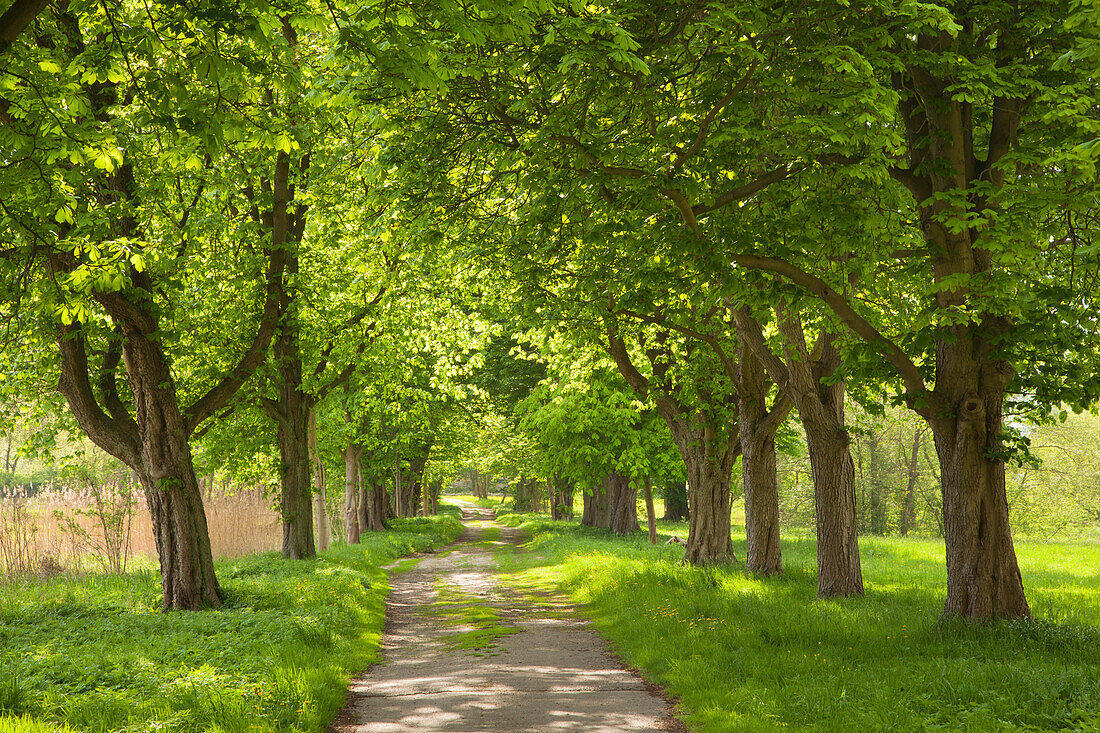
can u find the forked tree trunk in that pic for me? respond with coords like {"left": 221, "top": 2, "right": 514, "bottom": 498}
{"left": 61, "top": 328, "right": 224, "bottom": 610}
{"left": 888, "top": 30, "right": 1031, "bottom": 621}
{"left": 606, "top": 329, "right": 738, "bottom": 564}
{"left": 606, "top": 470, "right": 639, "bottom": 534}
{"left": 738, "top": 346, "right": 785, "bottom": 576}
{"left": 930, "top": 360, "right": 1029, "bottom": 620}
{"left": 735, "top": 311, "right": 862, "bottom": 596}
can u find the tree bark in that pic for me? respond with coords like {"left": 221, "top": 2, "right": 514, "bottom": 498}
{"left": 643, "top": 477, "right": 657, "bottom": 545}
{"left": 899, "top": 427, "right": 924, "bottom": 536}
{"left": 308, "top": 408, "right": 330, "bottom": 551}
{"left": 343, "top": 438, "right": 362, "bottom": 544}
{"left": 737, "top": 345, "right": 787, "bottom": 576}
{"left": 734, "top": 309, "right": 863, "bottom": 596}
{"left": 606, "top": 470, "right": 639, "bottom": 534}
{"left": 669, "top": 415, "right": 739, "bottom": 564}
{"left": 877, "top": 30, "right": 1031, "bottom": 620}
{"left": 126, "top": 337, "right": 221, "bottom": 609}
{"left": 57, "top": 324, "right": 223, "bottom": 610}
{"left": 607, "top": 327, "right": 738, "bottom": 564}
{"left": 581, "top": 488, "right": 608, "bottom": 527}
{"left": 930, "top": 357, "right": 1030, "bottom": 620}
{"left": 662, "top": 482, "right": 689, "bottom": 521}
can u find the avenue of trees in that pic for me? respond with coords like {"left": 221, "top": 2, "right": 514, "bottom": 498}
{"left": 1, "top": 0, "right": 1098, "bottom": 622}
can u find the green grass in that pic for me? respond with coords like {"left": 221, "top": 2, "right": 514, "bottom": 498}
{"left": 443, "top": 494, "right": 503, "bottom": 510}
{"left": 495, "top": 514, "right": 1100, "bottom": 732}
{"left": 0, "top": 515, "right": 462, "bottom": 733}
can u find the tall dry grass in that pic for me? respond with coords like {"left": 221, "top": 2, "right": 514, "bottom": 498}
{"left": 0, "top": 484, "right": 282, "bottom": 579}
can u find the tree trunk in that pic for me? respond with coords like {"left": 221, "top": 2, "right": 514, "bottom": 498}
{"left": 605, "top": 328, "right": 737, "bottom": 564}
{"left": 803, "top": 408, "right": 863, "bottom": 597}
{"left": 513, "top": 478, "right": 534, "bottom": 512}
{"left": 930, "top": 364, "right": 1030, "bottom": 620}
{"left": 343, "top": 439, "right": 361, "bottom": 544}
{"left": 118, "top": 335, "right": 222, "bottom": 609}
{"left": 643, "top": 477, "right": 657, "bottom": 545}
{"left": 667, "top": 416, "right": 738, "bottom": 564}
{"left": 798, "top": 337, "right": 862, "bottom": 597}
{"left": 662, "top": 482, "right": 689, "bottom": 521}
{"left": 361, "top": 475, "right": 387, "bottom": 532}
{"left": 307, "top": 407, "right": 330, "bottom": 551}
{"left": 269, "top": 305, "right": 316, "bottom": 560}
{"left": 863, "top": 427, "right": 889, "bottom": 535}
{"left": 899, "top": 427, "right": 924, "bottom": 536}
{"left": 393, "top": 456, "right": 404, "bottom": 518}
{"left": 581, "top": 489, "right": 608, "bottom": 527}
{"left": 405, "top": 455, "right": 427, "bottom": 517}
{"left": 138, "top": 463, "right": 222, "bottom": 610}
{"left": 551, "top": 472, "right": 574, "bottom": 520}
{"left": 606, "top": 470, "right": 639, "bottom": 534}
{"left": 426, "top": 479, "right": 441, "bottom": 516}
{"left": 738, "top": 346, "right": 784, "bottom": 576}
{"left": 734, "top": 311, "right": 862, "bottom": 596}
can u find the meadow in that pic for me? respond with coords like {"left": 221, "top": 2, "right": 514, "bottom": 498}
{"left": 0, "top": 515, "right": 462, "bottom": 733}
{"left": 496, "top": 514, "right": 1100, "bottom": 733}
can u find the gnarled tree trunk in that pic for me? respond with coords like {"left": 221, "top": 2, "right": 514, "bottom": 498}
{"left": 930, "top": 346, "right": 1029, "bottom": 620}
{"left": 125, "top": 338, "right": 221, "bottom": 609}
{"left": 607, "top": 328, "right": 738, "bottom": 565}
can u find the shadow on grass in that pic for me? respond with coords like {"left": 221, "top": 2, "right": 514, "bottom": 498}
{"left": 494, "top": 514, "right": 1100, "bottom": 733}
{"left": 0, "top": 517, "right": 462, "bottom": 733}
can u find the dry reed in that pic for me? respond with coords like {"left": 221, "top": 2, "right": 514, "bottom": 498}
{"left": 0, "top": 484, "right": 283, "bottom": 580}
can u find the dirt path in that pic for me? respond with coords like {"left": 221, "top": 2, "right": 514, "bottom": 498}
{"left": 329, "top": 508, "right": 684, "bottom": 733}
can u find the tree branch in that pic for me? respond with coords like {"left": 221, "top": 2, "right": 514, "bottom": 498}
{"left": 671, "top": 60, "right": 759, "bottom": 170}
{"left": 56, "top": 323, "right": 142, "bottom": 468}
{"left": 0, "top": 0, "right": 48, "bottom": 47}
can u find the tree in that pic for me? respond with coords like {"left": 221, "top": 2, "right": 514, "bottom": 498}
{"left": 0, "top": 0, "right": 295, "bottom": 608}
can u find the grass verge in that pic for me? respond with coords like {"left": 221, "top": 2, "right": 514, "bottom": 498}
{"left": 0, "top": 515, "right": 462, "bottom": 733}
{"left": 495, "top": 513, "right": 1100, "bottom": 732}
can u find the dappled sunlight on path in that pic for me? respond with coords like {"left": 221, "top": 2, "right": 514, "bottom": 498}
{"left": 329, "top": 510, "right": 680, "bottom": 732}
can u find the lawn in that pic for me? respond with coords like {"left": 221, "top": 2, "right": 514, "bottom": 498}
{"left": 496, "top": 514, "right": 1100, "bottom": 732}
{"left": 0, "top": 515, "right": 462, "bottom": 733}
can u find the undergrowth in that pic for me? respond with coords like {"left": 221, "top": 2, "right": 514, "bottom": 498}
{"left": 0, "top": 515, "right": 461, "bottom": 733}
{"left": 496, "top": 513, "right": 1100, "bottom": 732}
